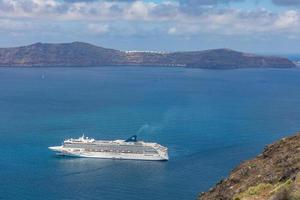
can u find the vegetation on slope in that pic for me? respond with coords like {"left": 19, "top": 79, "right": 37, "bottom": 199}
{"left": 199, "top": 133, "right": 300, "bottom": 200}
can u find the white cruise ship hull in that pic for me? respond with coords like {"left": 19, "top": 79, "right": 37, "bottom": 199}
{"left": 49, "top": 146, "right": 168, "bottom": 161}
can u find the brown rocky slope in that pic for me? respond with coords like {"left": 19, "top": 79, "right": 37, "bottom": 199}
{"left": 198, "top": 132, "right": 300, "bottom": 200}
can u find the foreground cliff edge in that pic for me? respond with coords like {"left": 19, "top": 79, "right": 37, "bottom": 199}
{"left": 0, "top": 42, "right": 295, "bottom": 69}
{"left": 199, "top": 132, "right": 300, "bottom": 200}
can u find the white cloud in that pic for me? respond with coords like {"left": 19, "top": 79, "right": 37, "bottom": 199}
{"left": 88, "top": 23, "right": 109, "bottom": 34}
{"left": 125, "top": 1, "right": 153, "bottom": 20}
{"left": 274, "top": 10, "right": 299, "bottom": 29}
{"left": 0, "top": 0, "right": 300, "bottom": 38}
{"left": 0, "top": 18, "right": 32, "bottom": 31}
{"left": 165, "top": 9, "right": 300, "bottom": 36}
{"left": 168, "top": 27, "right": 177, "bottom": 34}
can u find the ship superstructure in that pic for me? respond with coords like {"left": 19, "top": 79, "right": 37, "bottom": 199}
{"left": 49, "top": 135, "right": 168, "bottom": 161}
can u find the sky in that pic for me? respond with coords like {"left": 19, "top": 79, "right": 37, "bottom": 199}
{"left": 1, "top": 0, "right": 300, "bottom": 54}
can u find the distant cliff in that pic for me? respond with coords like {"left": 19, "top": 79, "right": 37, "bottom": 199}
{"left": 0, "top": 42, "right": 296, "bottom": 69}
{"left": 199, "top": 132, "right": 300, "bottom": 200}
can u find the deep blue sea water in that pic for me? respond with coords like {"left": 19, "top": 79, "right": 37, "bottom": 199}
{"left": 287, "top": 54, "right": 300, "bottom": 61}
{"left": 1, "top": 67, "right": 300, "bottom": 200}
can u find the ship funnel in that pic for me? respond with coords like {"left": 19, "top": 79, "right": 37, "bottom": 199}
{"left": 125, "top": 135, "right": 137, "bottom": 142}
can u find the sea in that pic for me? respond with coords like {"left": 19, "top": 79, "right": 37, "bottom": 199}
{"left": 0, "top": 66, "right": 300, "bottom": 200}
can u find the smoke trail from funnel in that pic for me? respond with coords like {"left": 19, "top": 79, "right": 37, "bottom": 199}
{"left": 136, "top": 124, "right": 161, "bottom": 137}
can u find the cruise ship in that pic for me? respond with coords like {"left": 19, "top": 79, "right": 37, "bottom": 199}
{"left": 49, "top": 135, "right": 169, "bottom": 161}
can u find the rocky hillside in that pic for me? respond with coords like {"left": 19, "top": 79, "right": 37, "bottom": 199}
{"left": 198, "top": 132, "right": 300, "bottom": 200}
{"left": 0, "top": 42, "right": 296, "bottom": 69}
{"left": 0, "top": 42, "right": 125, "bottom": 67}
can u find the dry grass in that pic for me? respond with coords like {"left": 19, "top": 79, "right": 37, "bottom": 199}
{"left": 233, "top": 183, "right": 274, "bottom": 200}
{"left": 232, "top": 179, "right": 297, "bottom": 200}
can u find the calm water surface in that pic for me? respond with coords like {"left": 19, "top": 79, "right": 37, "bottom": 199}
{"left": 0, "top": 67, "right": 300, "bottom": 200}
